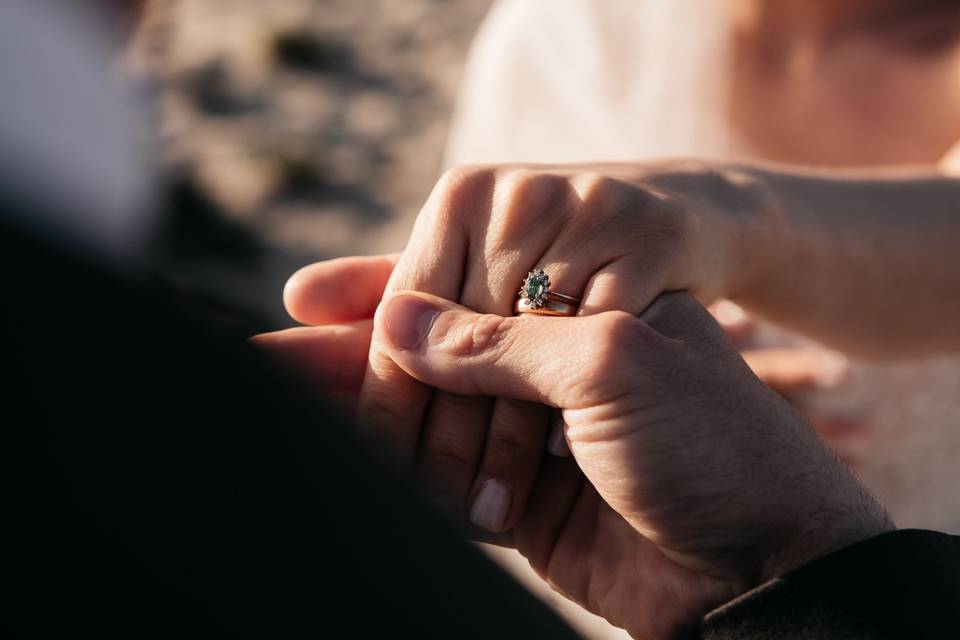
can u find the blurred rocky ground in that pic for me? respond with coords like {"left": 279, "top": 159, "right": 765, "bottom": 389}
{"left": 127, "top": 0, "right": 491, "bottom": 330}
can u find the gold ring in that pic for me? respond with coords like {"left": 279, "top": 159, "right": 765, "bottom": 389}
{"left": 514, "top": 296, "right": 578, "bottom": 316}
{"left": 515, "top": 268, "right": 581, "bottom": 317}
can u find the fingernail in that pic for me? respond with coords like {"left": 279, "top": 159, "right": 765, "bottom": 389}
{"left": 547, "top": 416, "right": 570, "bottom": 457}
{"left": 469, "top": 479, "right": 512, "bottom": 532}
{"left": 815, "top": 352, "right": 848, "bottom": 387}
{"left": 383, "top": 295, "right": 441, "bottom": 350}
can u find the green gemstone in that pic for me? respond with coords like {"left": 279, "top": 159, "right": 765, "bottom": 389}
{"left": 525, "top": 276, "right": 546, "bottom": 300}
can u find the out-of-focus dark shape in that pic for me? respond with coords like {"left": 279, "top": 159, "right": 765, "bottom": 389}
{"left": 185, "top": 58, "right": 267, "bottom": 116}
{"left": 156, "top": 171, "right": 263, "bottom": 260}
{"left": 273, "top": 29, "right": 353, "bottom": 73}
{"left": 133, "top": 1, "right": 492, "bottom": 262}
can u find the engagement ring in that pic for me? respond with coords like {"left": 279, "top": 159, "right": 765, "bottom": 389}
{"left": 514, "top": 268, "right": 581, "bottom": 316}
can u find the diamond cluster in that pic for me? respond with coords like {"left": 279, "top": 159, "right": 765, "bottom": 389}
{"left": 520, "top": 268, "right": 551, "bottom": 308}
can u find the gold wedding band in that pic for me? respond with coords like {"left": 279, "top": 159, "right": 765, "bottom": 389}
{"left": 514, "top": 296, "right": 579, "bottom": 316}
{"left": 515, "top": 268, "right": 581, "bottom": 317}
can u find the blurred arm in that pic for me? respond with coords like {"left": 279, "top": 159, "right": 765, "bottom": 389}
{"left": 735, "top": 166, "right": 960, "bottom": 358}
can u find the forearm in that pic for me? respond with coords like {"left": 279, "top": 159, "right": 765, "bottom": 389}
{"left": 732, "top": 165, "right": 960, "bottom": 358}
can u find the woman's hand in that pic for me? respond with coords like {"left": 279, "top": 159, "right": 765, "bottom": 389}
{"left": 354, "top": 162, "right": 778, "bottom": 532}
{"left": 375, "top": 289, "right": 893, "bottom": 638}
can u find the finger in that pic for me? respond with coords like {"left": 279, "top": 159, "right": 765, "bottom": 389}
{"left": 250, "top": 320, "right": 372, "bottom": 394}
{"left": 459, "top": 169, "right": 578, "bottom": 314}
{"left": 415, "top": 393, "right": 490, "bottom": 520}
{"left": 536, "top": 481, "right": 603, "bottom": 601}
{"left": 449, "top": 170, "right": 578, "bottom": 532}
{"left": 553, "top": 175, "right": 688, "bottom": 317}
{"left": 577, "top": 253, "right": 675, "bottom": 317}
{"left": 741, "top": 348, "right": 848, "bottom": 394}
{"left": 377, "top": 290, "right": 645, "bottom": 408}
{"left": 283, "top": 253, "right": 399, "bottom": 325}
{"left": 512, "top": 455, "right": 584, "bottom": 577}
{"left": 357, "top": 168, "right": 495, "bottom": 462}
{"left": 466, "top": 400, "right": 551, "bottom": 532}
{"left": 526, "top": 176, "right": 686, "bottom": 330}
{"left": 534, "top": 174, "right": 658, "bottom": 317}
{"left": 461, "top": 171, "right": 648, "bottom": 531}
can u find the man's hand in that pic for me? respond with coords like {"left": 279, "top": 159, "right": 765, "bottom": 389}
{"left": 374, "top": 290, "right": 893, "bottom": 638}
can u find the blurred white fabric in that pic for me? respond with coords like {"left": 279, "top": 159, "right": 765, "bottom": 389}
{"left": 0, "top": 0, "right": 152, "bottom": 260}
{"left": 445, "top": 0, "right": 736, "bottom": 166}
{"left": 448, "top": 0, "right": 960, "bottom": 535}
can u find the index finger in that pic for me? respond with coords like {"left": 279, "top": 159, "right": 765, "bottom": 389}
{"left": 284, "top": 253, "right": 399, "bottom": 325}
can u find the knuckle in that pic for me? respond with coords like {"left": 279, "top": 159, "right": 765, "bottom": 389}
{"left": 443, "top": 313, "right": 513, "bottom": 359}
{"left": 489, "top": 170, "right": 570, "bottom": 240}
{"left": 576, "top": 312, "right": 651, "bottom": 391}
{"left": 420, "top": 445, "right": 473, "bottom": 479}
{"left": 361, "top": 387, "right": 415, "bottom": 425}
{"left": 573, "top": 172, "right": 614, "bottom": 207}
{"left": 597, "top": 310, "right": 647, "bottom": 349}
{"left": 630, "top": 188, "right": 689, "bottom": 240}
{"left": 431, "top": 391, "right": 489, "bottom": 412}
{"left": 485, "top": 430, "right": 536, "bottom": 467}
{"left": 496, "top": 167, "right": 539, "bottom": 198}
{"left": 431, "top": 164, "right": 496, "bottom": 223}
{"left": 569, "top": 174, "right": 649, "bottom": 240}
{"left": 573, "top": 173, "right": 633, "bottom": 212}
{"left": 437, "top": 163, "right": 484, "bottom": 192}
{"left": 573, "top": 172, "right": 689, "bottom": 249}
{"left": 499, "top": 169, "right": 567, "bottom": 205}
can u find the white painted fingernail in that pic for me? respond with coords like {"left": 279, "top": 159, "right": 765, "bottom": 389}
{"left": 469, "top": 479, "right": 512, "bottom": 532}
{"left": 547, "top": 417, "right": 570, "bottom": 457}
{"left": 815, "top": 352, "right": 849, "bottom": 387}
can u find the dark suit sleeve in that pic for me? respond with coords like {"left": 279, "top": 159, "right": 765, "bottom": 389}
{"left": 695, "top": 529, "right": 960, "bottom": 639}
{"left": 1, "top": 222, "right": 581, "bottom": 639}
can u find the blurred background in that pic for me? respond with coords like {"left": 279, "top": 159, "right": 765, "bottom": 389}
{"left": 128, "top": 0, "right": 491, "bottom": 332}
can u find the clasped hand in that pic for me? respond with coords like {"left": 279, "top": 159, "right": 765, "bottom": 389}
{"left": 255, "top": 163, "right": 891, "bottom": 639}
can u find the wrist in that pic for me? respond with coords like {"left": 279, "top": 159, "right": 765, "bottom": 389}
{"left": 714, "top": 164, "right": 791, "bottom": 307}
{"left": 759, "top": 474, "right": 896, "bottom": 585}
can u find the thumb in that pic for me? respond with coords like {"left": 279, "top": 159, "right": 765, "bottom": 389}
{"left": 376, "top": 290, "right": 639, "bottom": 409}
